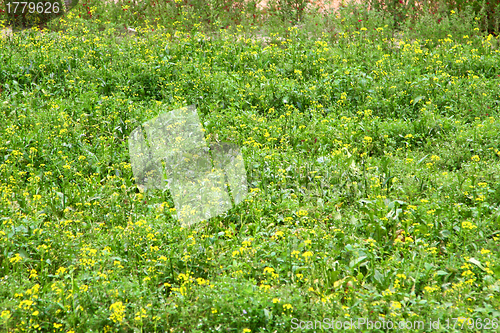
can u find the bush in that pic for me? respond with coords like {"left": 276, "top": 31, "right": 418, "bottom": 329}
{"left": 365, "top": 0, "right": 500, "bottom": 35}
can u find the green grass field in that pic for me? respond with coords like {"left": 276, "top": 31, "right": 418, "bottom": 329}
{"left": 0, "top": 0, "right": 500, "bottom": 331}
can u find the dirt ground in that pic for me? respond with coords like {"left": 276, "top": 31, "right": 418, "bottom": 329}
{"left": 104, "top": 0, "right": 366, "bottom": 13}
{"left": 75, "top": 0, "right": 368, "bottom": 13}
{"left": 256, "top": 0, "right": 365, "bottom": 13}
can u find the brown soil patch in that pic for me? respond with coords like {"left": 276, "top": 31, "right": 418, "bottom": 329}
{"left": 105, "top": 0, "right": 366, "bottom": 13}
{"left": 256, "top": 0, "right": 365, "bottom": 13}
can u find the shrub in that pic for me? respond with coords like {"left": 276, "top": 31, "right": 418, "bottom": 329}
{"left": 366, "top": 0, "right": 500, "bottom": 35}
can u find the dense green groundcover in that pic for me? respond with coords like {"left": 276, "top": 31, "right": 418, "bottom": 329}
{"left": 0, "top": 1, "right": 500, "bottom": 332}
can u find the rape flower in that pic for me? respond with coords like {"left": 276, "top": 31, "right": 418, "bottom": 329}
{"left": 390, "top": 301, "right": 402, "bottom": 310}
{"left": 296, "top": 210, "right": 308, "bottom": 217}
{"left": 273, "top": 230, "right": 284, "bottom": 238}
{"left": 263, "top": 267, "right": 275, "bottom": 274}
{"left": 462, "top": 221, "right": 477, "bottom": 230}
{"left": 196, "top": 277, "right": 209, "bottom": 285}
{"left": 480, "top": 248, "right": 491, "bottom": 255}
{"left": 109, "top": 302, "right": 126, "bottom": 323}
{"left": 18, "top": 300, "right": 34, "bottom": 309}
{"left": 9, "top": 253, "right": 22, "bottom": 264}
{"left": 302, "top": 251, "right": 313, "bottom": 259}
{"left": 0, "top": 310, "right": 11, "bottom": 321}
{"left": 424, "top": 285, "right": 439, "bottom": 294}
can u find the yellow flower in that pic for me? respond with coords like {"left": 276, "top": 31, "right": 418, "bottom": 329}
{"left": 29, "top": 269, "right": 38, "bottom": 279}
{"left": 260, "top": 284, "right": 271, "bottom": 292}
{"left": 302, "top": 251, "right": 313, "bottom": 259}
{"left": 471, "top": 155, "right": 480, "bottom": 162}
{"left": 1, "top": 310, "right": 11, "bottom": 320}
{"left": 273, "top": 230, "right": 284, "bottom": 238}
{"left": 297, "top": 210, "right": 308, "bottom": 217}
{"left": 272, "top": 298, "right": 280, "bottom": 303}
{"left": 263, "top": 267, "right": 275, "bottom": 274}
{"left": 242, "top": 329, "right": 251, "bottom": 333}
{"left": 9, "top": 253, "right": 23, "bottom": 264}
{"left": 390, "top": 301, "right": 402, "bottom": 310}
{"left": 19, "top": 300, "right": 34, "bottom": 309}
{"left": 462, "top": 221, "right": 477, "bottom": 230}
{"left": 480, "top": 248, "right": 491, "bottom": 255}
{"left": 197, "top": 277, "right": 208, "bottom": 285}
{"left": 283, "top": 303, "right": 293, "bottom": 310}
{"left": 211, "top": 308, "right": 217, "bottom": 314}
{"left": 424, "top": 285, "right": 439, "bottom": 294}
{"left": 55, "top": 267, "right": 67, "bottom": 276}
{"left": 109, "top": 301, "right": 126, "bottom": 323}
